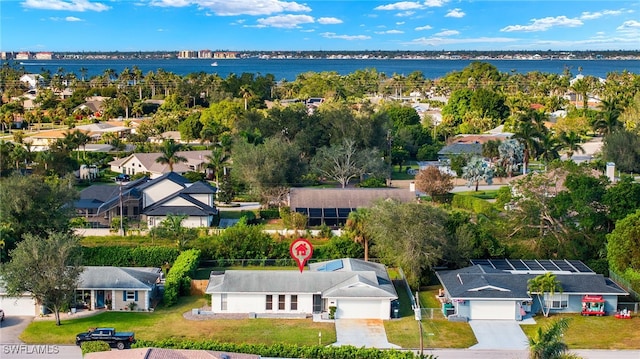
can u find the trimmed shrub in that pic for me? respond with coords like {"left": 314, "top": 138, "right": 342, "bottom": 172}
{"left": 81, "top": 246, "right": 179, "bottom": 267}
{"left": 81, "top": 341, "right": 111, "bottom": 355}
{"left": 451, "top": 194, "right": 495, "bottom": 216}
{"left": 259, "top": 208, "right": 280, "bottom": 219}
{"left": 163, "top": 249, "right": 201, "bottom": 306}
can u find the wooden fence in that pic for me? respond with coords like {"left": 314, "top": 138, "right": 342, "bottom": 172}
{"left": 190, "top": 280, "right": 209, "bottom": 295}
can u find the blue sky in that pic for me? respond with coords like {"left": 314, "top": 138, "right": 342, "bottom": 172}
{"left": 2, "top": 0, "right": 639, "bottom": 52}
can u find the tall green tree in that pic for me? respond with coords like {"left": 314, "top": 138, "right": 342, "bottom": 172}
{"left": 156, "top": 139, "right": 187, "bottom": 172}
{"left": 0, "top": 232, "right": 83, "bottom": 326}
{"left": 461, "top": 156, "right": 494, "bottom": 191}
{"left": 528, "top": 272, "right": 563, "bottom": 317}
{"left": 344, "top": 209, "right": 371, "bottom": 261}
{"left": 606, "top": 209, "right": 640, "bottom": 274}
{"left": 365, "top": 200, "right": 449, "bottom": 288}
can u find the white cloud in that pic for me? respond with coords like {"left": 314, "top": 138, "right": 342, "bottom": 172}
{"left": 374, "top": 0, "right": 447, "bottom": 11}
{"left": 317, "top": 17, "right": 342, "bottom": 25}
{"left": 617, "top": 20, "right": 640, "bottom": 30}
{"left": 395, "top": 11, "right": 415, "bottom": 17}
{"left": 256, "top": 14, "right": 314, "bottom": 28}
{"left": 434, "top": 29, "right": 459, "bottom": 36}
{"left": 23, "top": 0, "right": 110, "bottom": 12}
{"left": 445, "top": 8, "right": 465, "bottom": 18}
{"left": 321, "top": 32, "right": 371, "bottom": 40}
{"left": 65, "top": 16, "right": 82, "bottom": 21}
{"left": 375, "top": 29, "right": 404, "bottom": 34}
{"left": 149, "top": 0, "right": 311, "bottom": 16}
{"left": 501, "top": 16, "right": 583, "bottom": 32}
{"left": 580, "top": 9, "right": 626, "bottom": 20}
{"left": 396, "top": 21, "right": 405, "bottom": 25}
{"left": 415, "top": 24, "right": 432, "bottom": 31}
{"left": 405, "top": 36, "right": 516, "bottom": 46}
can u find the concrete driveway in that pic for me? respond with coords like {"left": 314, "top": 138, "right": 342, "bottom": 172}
{"left": 333, "top": 319, "right": 400, "bottom": 349}
{"left": 469, "top": 320, "right": 529, "bottom": 350}
{"left": 0, "top": 316, "right": 33, "bottom": 343}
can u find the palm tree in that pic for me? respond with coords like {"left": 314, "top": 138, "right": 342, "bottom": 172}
{"left": 537, "top": 132, "right": 562, "bottom": 169}
{"left": 156, "top": 139, "right": 187, "bottom": 172}
{"left": 205, "top": 146, "right": 230, "bottom": 189}
{"left": 528, "top": 272, "right": 562, "bottom": 317}
{"left": 529, "top": 318, "right": 570, "bottom": 359}
{"left": 345, "top": 209, "right": 370, "bottom": 261}
{"left": 240, "top": 85, "right": 253, "bottom": 111}
{"left": 559, "top": 131, "right": 585, "bottom": 159}
{"left": 593, "top": 98, "right": 622, "bottom": 136}
{"left": 513, "top": 111, "right": 544, "bottom": 174}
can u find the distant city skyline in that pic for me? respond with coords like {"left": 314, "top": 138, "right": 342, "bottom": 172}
{"left": 2, "top": 0, "right": 639, "bottom": 52}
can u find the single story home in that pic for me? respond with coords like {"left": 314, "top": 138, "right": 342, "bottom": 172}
{"left": 436, "top": 259, "right": 628, "bottom": 321}
{"left": 288, "top": 188, "right": 416, "bottom": 226}
{"left": 206, "top": 258, "right": 398, "bottom": 320}
{"left": 0, "top": 281, "right": 39, "bottom": 316}
{"left": 76, "top": 266, "right": 163, "bottom": 311}
{"left": 109, "top": 150, "right": 211, "bottom": 179}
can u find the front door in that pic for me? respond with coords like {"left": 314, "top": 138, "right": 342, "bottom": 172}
{"left": 97, "top": 290, "right": 105, "bottom": 308}
{"left": 313, "top": 294, "right": 322, "bottom": 313}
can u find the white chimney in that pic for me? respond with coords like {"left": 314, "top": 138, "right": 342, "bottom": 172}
{"left": 606, "top": 162, "right": 616, "bottom": 183}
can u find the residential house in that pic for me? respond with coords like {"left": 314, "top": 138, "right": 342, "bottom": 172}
{"left": 75, "top": 266, "right": 162, "bottom": 311}
{"left": 19, "top": 74, "right": 43, "bottom": 90}
{"left": 437, "top": 133, "right": 512, "bottom": 162}
{"left": 74, "top": 172, "right": 218, "bottom": 228}
{"left": 0, "top": 281, "right": 39, "bottom": 316}
{"left": 288, "top": 188, "right": 416, "bottom": 226}
{"left": 109, "top": 150, "right": 211, "bottom": 179}
{"left": 73, "top": 96, "right": 109, "bottom": 118}
{"left": 436, "top": 259, "right": 627, "bottom": 321}
{"left": 205, "top": 258, "right": 398, "bottom": 320}
{"left": 75, "top": 121, "right": 131, "bottom": 141}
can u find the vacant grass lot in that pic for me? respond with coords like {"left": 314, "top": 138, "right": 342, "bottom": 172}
{"left": 520, "top": 314, "right": 640, "bottom": 349}
{"left": 22, "top": 296, "right": 336, "bottom": 346}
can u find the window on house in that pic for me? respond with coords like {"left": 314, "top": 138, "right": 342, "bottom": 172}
{"left": 266, "top": 295, "right": 273, "bottom": 310}
{"left": 126, "top": 291, "right": 136, "bottom": 301}
{"left": 278, "top": 295, "right": 285, "bottom": 310}
{"left": 290, "top": 295, "right": 298, "bottom": 310}
{"left": 133, "top": 207, "right": 139, "bottom": 215}
{"left": 221, "top": 293, "right": 227, "bottom": 311}
{"left": 544, "top": 293, "right": 568, "bottom": 309}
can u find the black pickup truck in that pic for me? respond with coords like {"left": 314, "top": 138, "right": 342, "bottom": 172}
{"left": 75, "top": 327, "right": 136, "bottom": 350}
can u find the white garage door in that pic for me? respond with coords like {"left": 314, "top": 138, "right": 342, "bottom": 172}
{"left": 0, "top": 295, "right": 37, "bottom": 316}
{"left": 337, "top": 300, "right": 382, "bottom": 319}
{"left": 470, "top": 300, "right": 515, "bottom": 320}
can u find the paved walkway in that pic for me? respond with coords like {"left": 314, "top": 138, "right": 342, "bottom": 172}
{"left": 469, "top": 320, "right": 529, "bottom": 350}
{"left": 34, "top": 308, "right": 106, "bottom": 321}
{"left": 333, "top": 319, "right": 399, "bottom": 349}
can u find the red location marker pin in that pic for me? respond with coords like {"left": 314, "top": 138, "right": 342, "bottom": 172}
{"left": 290, "top": 238, "right": 313, "bottom": 272}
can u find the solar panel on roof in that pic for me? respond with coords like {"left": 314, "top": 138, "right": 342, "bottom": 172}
{"left": 554, "top": 260, "right": 577, "bottom": 272}
{"left": 538, "top": 260, "right": 560, "bottom": 271}
{"left": 471, "top": 259, "right": 491, "bottom": 267}
{"left": 511, "top": 260, "right": 529, "bottom": 270}
{"left": 492, "top": 259, "right": 514, "bottom": 270}
{"left": 567, "top": 260, "right": 593, "bottom": 273}
{"left": 523, "top": 260, "right": 544, "bottom": 271}
{"left": 317, "top": 259, "right": 344, "bottom": 272}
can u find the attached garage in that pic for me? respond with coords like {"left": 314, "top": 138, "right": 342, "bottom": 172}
{"left": 0, "top": 295, "right": 37, "bottom": 316}
{"left": 336, "top": 299, "right": 385, "bottom": 319}
{"left": 469, "top": 300, "right": 516, "bottom": 320}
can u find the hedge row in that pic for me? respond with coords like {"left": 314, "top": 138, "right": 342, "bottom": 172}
{"left": 164, "top": 249, "right": 201, "bottom": 306}
{"left": 451, "top": 194, "right": 496, "bottom": 215}
{"left": 81, "top": 246, "right": 180, "bottom": 267}
{"left": 133, "top": 339, "right": 424, "bottom": 359}
{"left": 81, "top": 341, "right": 111, "bottom": 355}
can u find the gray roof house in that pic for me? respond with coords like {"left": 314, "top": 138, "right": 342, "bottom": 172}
{"left": 74, "top": 172, "right": 217, "bottom": 229}
{"left": 205, "top": 258, "right": 398, "bottom": 320}
{"left": 288, "top": 188, "right": 416, "bottom": 226}
{"left": 436, "top": 259, "right": 627, "bottom": 321}
{"left": 109, "top": 150, "right": 211, "bottom": 179}
{"left": 76, "top": 266, "right": 162, "bottom": 311}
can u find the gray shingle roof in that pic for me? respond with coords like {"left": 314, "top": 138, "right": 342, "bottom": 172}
{"left": 437, "top": 143, "right": 483, "bottom": 156}
{"left": 181, "top": 181, "right": 217, "bottom": 194}
{"left": 143, "top": 193, "right": 217, "bottom": 216}
{"left": 437, "top": 264, "right": 628, "bottom": 300}
{"left": 109, "top": 151, "right": 210, "bottom": 175}
{"left": 77, "top": 267, "right": 162, "bottom": 290}
{"left": 289, "top": 188, "right": 416, "bottom": 209}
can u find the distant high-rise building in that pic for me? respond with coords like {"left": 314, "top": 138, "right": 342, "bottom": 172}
{"left": 16, "top": 52, "right": 31, "bottom": 60}
{"left": 34, "top": 52, "right": 53, "bottom": 60}
{"left": 213, "top": 51, "right": 239, "bottom": 59}
{"left": 177, "top": 50, "right": 198, "bottom": 59}
{"left": 199, "top": 50, "right": 213, "bottom": 58}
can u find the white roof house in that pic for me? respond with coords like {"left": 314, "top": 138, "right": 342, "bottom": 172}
{"left": 205, "top": 258, "right": 398, "bottom": 320}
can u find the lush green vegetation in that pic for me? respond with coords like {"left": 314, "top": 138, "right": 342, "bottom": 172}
{"left": 164, "top": 249, "right": 201, "bottom": 306}
{"left": 81, "top": 246, "right": 179, "bottom": 267}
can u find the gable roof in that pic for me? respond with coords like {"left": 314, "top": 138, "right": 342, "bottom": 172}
{"left": 181, "top": 181, "right": 217, "bottom": 195}
{"left": 136, "top": 171, "right": 191, "bottom": 191}
{"left": 437, "top": 264, "right": 628, "bottom": 301}
{"left": 437, "top": 142, "right": 483, "bottom": 156}
{"left": 77, "top": 267, "right": 162, "bottom": 291}
{"left": 144, "top": 193, "right": 218, "bottom": 216}
{"left": 289, "top": 188, "right": 415, "bottom": 209}
{"left": 206, "top": 258, "right": 396, "bottom": 299}
{"left": 109, "top": 150, "right": 210, "bottom": 175}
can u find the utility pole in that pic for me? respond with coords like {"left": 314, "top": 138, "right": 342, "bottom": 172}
{"left": 415, "top": 291, "right": 423, "bottom": 358}
{"left": 119, "top": 182, "right": 124, "bottom": 236}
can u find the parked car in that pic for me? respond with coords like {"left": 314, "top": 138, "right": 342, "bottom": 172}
{"left": 114, "top": 173, "right": 130, "bottom": 182}
{"left": 75, "top": 327, "right": 136, "bottom": 350}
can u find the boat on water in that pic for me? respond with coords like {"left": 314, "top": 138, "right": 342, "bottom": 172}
{"left": 211, "top": 62, "right": 218, "bottom": 67}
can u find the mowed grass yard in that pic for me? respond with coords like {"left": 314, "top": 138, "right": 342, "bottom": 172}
{"left": 21, "top": 296, "right": 336, "bottom": 346}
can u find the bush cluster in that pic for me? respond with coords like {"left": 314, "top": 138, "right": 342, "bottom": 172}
{"left": 163, "top": 249, "right": 201, "bottom": 306}
{"left": 81, "top": 341, "right": 111, "bottom": 355}
{"left": 133, "top": 339, "right": 421, "bottom": 359}
{"left": 81, "top": 246, "right": 179, "bottom": 267}
{"left": 451, "top": 194, "right": 495, "bottom": 216}
{"left": 259, "top": 208, "right": 280, "bottom": 219}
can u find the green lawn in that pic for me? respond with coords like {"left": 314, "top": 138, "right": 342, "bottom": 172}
{"left": 21, "top": 296, "right": 336, "bottom": 346}
{"left": 452, "top": 190, "right": 499, "bottom": 200}
{"left": 521, "top": 313, "right": 640, "bottom": 349}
